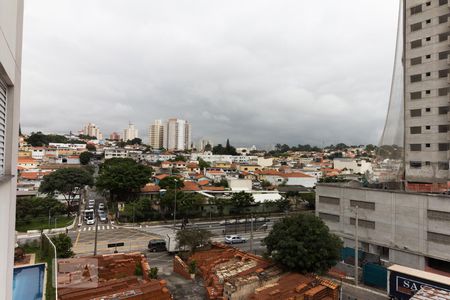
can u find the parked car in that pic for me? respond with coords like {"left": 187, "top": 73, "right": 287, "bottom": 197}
{"left": 98, "top": 203, "right": 105, "bottom": 210}
{"left": 99, "top": 212, "right": 107, "bottom": 222}
{"left": 148, "top": 239, "right": 167, "bottom": 252}
{"left": 224, "top": 235, "right": 246, "bottom": 244}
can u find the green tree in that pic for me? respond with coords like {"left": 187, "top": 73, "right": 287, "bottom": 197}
{"left": 263, "top": 214, "right": 342, "bottom": 274}
{"left": 149, "top": 267, "right": 159, "bottom": 279}
{"left": 231, "top": 191, "right": 255, "bottom": 211}
{"left": 204, "top": 143, "right": 212, "bottom": 152}
{"left": 300, "top": 192, "right": 316, "bottom": 209}
{"left": 39, "top": 168, "right": 94, "bottom": 216}
{"left": 176, "top": 228, "right": 212, "bottom": 253}
{"left": 198, "top": 158, "right": 210, "bottom": 170}
{"left": 79, "top": 151, "right": 94, "bottom": 165}
{"left": 213, "top": 139, "right": 237, "bottom": 155}
{"left": 261, "top": 180, "right": 271, "bottom": 188}
{"left": 214, "top": 178, "right": 229, "bottom": 188}
{"left": 96, "top": 158, "right": 152, "bottom": 205}
{"left": 51, "top": 233, "right": 74, "bottom": 258}
{"left": 16, "top": 197, "right": 65, "bottom": 220}
{"left": 127, "top": 137, "right": 142, "bottom": 145}
{"left": 158, "top": 176, "right": 184, "bottom": 190}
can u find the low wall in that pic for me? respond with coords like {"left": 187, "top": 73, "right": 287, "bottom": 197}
{"left": 173, "top": 255, "right": 191, "bottom": 280}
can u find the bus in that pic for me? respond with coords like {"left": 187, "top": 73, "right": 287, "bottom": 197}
{"left": 84, "top": 209, "right": 95, "bottom": 225}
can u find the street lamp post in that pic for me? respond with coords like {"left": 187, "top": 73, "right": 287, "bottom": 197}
{"left": 354, "top": 205, "right": 359, "bottom": 286}
{"left": 173, "top": 180, "right": 177, "bottom": 231}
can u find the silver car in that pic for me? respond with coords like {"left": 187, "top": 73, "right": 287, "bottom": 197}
{"left": 224, "top": 235, "right": 246, "bottom": 244}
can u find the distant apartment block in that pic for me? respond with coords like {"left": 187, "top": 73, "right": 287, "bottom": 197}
{"left": 163, "top": 118, "right": 191, "bottom": 151}
{"left": 0, "top": 0, "right": 24, "bottom": 298}
{"left": 109, "top": 131, "right": 120, "bottom": 140}
{"left": 82, "top": 122, "right": 103, "bottom": 139}
{"left": 404, "top": 0, "right": 450, "bottom": 184}
{"left": 148, "top": 119, "right": 164, "bottom": 149}
{"left": 123, "top": 122, "right": 138, "bottom": 141}
{"left": 198, "top": 138, "right": 213, "bottom": 151}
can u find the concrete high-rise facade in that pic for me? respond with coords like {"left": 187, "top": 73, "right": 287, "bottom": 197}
{"left": 82, "top": 122, "right": 103, "bottom": 140}
{"left": 163, "top": 118, "right": 191, "bottom": 151}
{"left": 123, "top": 123, "right": 138, "bottom": 141}
{"left": 0, "top": 0, "right": 23, "bottom": 298}
{"left": 148, "top": 120, "right": 164, "bottom": 149}
{"left": 404, "top": 0, "right": 450, "bottom": 185}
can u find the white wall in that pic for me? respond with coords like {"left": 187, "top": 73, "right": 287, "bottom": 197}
{"left": 0, "top": 0, "right": 23, "bottom": 299}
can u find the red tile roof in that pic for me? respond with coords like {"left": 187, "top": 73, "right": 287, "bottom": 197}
{"left": 154, "top": 174, "right": 170, "bottom": 180}
{"left": 141, "top": 184, "right": 161, "bottom": 193}
{"left": 280, "top": 172, "right": 313, "bottom": 178}
{"left": 180, "top": 181, "right": 201, "bottom": 191}
{"left": 201, "top": 186, "right": 226, "bottom": 191}
{"left": 198, "top": 180, "right": 210, "bottom": 186}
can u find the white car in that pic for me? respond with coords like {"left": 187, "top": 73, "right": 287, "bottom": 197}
{"left": 224, "top": 235, "right": 246, "bottom": 244}
{"left": 98, "top": 203, "right": 105, "bottom": 210}
{"left": 86, "top": 218, "right": 95, "bottom": 225}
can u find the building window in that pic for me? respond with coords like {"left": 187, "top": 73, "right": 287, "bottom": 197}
{"left": 426, "top": 19, "right": 431, "bottom": 24}
{"left": 350, "top": 218, "right": 375, "bottom": 229}
{"left": 319, "top": 196, "right": 340, "bottom": 205}
{"left": 439, "top": 33, "right": 449, "bottom": 42}
{"left": 425, "top": 161, "right": 431, "bottom": 166}
{"left": 350, "top": 200, "right": 375, "bottom": 210}
{"left": 439, "top": 14, "right": 449, "bottom": 24}
{"left": 411, "top": 5, "right": 422, "bottom": 14}
{"left": 411, "top": 91, "right": 422, "bottom": 99}
{"left": 428, "top": 232, "right": 450, "bottom": 245}
{"left": 439, "top": 69, "right": 449, "bottom": 78}
{"left": 410, "top": 161, "right": 422, "bottom": 168}
{"left": 426, "top": 72, "right": 431, "bottom": 77}
{"left": 410, "top": 74, "right": 422, "bottom": 82}
{"left": 410, "top": 109, "right": 422, "bottom": 117}
{"left": 0, "top": 78, "right": 6, "bottom": 176}
{"left": 426, "top": 36, "right": 431, "bottom": 42}
{"left": 319, "top": 212, "right": 340, "bottom": 223}
{"left": 439, "top": 106, "right": 449, "bottom": 114}
{"left": 438, "top": 143, "right": 449, "bottom": 151}
{"left": 426, "top": 1, "right": 431, "bottom": 5}
{"left": 439, "top": 125, "right": 448, "bottom": 132}
{"left": 426, "top": 143, "right": 431, "bottom": 148}
{"left": 410, "top": 126, "right": 422, "bottom": 134}
{"left": 438, "top": 162, "right": 449, "bottom": 170}
{"left": 438, "top": 87, "right": 448, "bottom": 96}
{"left": 428, "top": 209, "right": 450, "bottom": 221}
{"left": 425, "top": 90, "right": 431, "bottom": 95}
{"left": 440, "top": 0, "right": 449, "bottom": 4}
{"left": 411, "top": 56, "right": 422, "bottom": 65}
{"left": 426, "top": 108, "right": 431, "bottom": 112}
{"left": 410, "top": 144, "right": 422, "bottom": 151}
{"left": 426, "top": 125, "right": 431, "bottom": 129}
{"left": 439, "top": 50, "right": 449, "bottom": 59}
{"left": 426, "top": 54, "right": 431, "bottom": 59}
{"left": 411, "top": 22, "right": 422, "bottom": 32}
{"left": 411, "top": 39, "right": 423, "bottom": 49}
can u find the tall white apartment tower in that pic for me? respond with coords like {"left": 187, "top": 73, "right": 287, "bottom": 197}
{"left": 123, "top": 123, "right": 138, "bottom": 141}
{"left": 0, "top": 0, "right": 23, "bottom": 299}
{"left": 404, "top": 0, "right": 450, "bottom": 186}
{"left": 148, "top": 120, "right": 164, "bottom": 149}
{"left": 82, "top": 122, "right": 103, "bottom": 140}
{"left": 163, "top": 118, "right": 191, "bottom": 151}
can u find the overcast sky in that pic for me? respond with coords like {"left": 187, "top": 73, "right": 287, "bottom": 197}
{"left": 21, "top": 0, "right": 399, "bottom": 148}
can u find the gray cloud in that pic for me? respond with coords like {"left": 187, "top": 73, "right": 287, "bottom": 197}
{"left": 21, "top": 0, "right": 398, "bottom": 148}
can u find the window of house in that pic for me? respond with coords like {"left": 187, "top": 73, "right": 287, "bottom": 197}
{"left": 350, "top": 218, "right": 375, "bottom": 229}
{"left": 410, "top": 144, "right": 422, "bottom": 151}
{"left": 426, "top": 72, "right": 431, "bottom": 77}
{"left": 426, "top": 125, "right": 431, "bottom": 130}
{"left": 439, "top": 69, "right": 449, "bottom": 78}
{"left": 439, "top": 143, "right": 449, "bottom": 151}
{"left": 410, "top": 109, "right": 422, "bottom": 117}
{"left": 438, "top": 162, "right": 449, "bottom": 170}
{"left": 350, "top": 200, "right": 375, "bottom": 210}
{"left": 439, "top": 33, "right": 449, "bottom": 42}
{"left": 410, "top": 161, "right": 422, "bottom": 168}
{"left": 319, "top": 196, "right": 340, "bottom": 205}
{"left": 439, "top": 125, "right": 448, "bottom": 132}
{"left": 426, "top": 90, "right": 431, "bottom": 95}
{"left": 411, "top": 39, "right": 423, "bottom": 49}
{"left": 410, "top": 126, "right": 422, "bottom": 134}
{"left": 439, "top": 106, "right": 449, "bottom": 114}
{"left": 0, "top": 78, "right": 6, "bottom": 176}
{"left": 426, "top": 36, "right": 431, "bottom": 41}
{"left": 426, "top": 161, "right": 431, "bottom": 166}
{"left": 411, "top": 74, "right": 422, "bottom": 82}
{"left": 411, "top": 56, "right": 422, "bottom": 65}
{"left": 319, "top": 212, "right": 340, "bottom": 223}
{"left": 426, "top": 1, "right": 431, "bottom": 5}
{"left": 440, "top": 0, "right": 448, "bottom": 5}
{"left": 411, "top": 22, "right": 423, "bottom": 31}
{"left": 411, "top": 91, "right": 422, "bottom": 99}
{"left": 426, "top": 19, "right": 431, "bottom": 24}
{"left": 411, "top": 5, "right": 422, "bottom": 14}
{"left": 439, "top": 87, "right": 448, "bottom": 96}
{"left": 426, "top": 143, "right": 431, "bottom": 148}
{"left": 439, "top": 14, "right": 449, "bottom": 24}
{"left": 426, "top": 108, "right": 431, "bottom": 112}
{"left": 426, "top": 54, "right": 431, "bottom": 59}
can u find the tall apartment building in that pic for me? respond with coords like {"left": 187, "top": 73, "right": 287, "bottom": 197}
{"left": 163, "top": 118, "right": 191, "bottom": 151}
{"left": 123, "top": 123, "right": 138, "bottom": 141}
{"left": 405, "top": 0, "right": 450, "bottom": 185}
{"left": 148, "top": 120, "right": 164, "bottom": 149}
{"left": 82, "top": 122, "right": 103, "bottom": 140}
{"left": 109, "top": 131, "right": 121, "bottom": 141}
{"left": 0, "top": 0, "right": 24, "bottom": 298}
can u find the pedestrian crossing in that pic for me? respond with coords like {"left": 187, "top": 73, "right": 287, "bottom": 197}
{"left": 79, "top": 225, "right": 117, "bottom": 232}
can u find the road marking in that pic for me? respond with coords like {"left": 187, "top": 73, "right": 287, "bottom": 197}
{"left": 74, "top": 231, "right": 81, "bottom": 248}
{"left": 106, "top": 225, "right": 110, "bottom": 230}
{"left": 101, "top": 226, "right": 104, "bottom": 230}
{"left": 82, "top": 228, "right": 86, "bottom": 232}
{"left": 88, "top": 227, "right": 92, "bottom": 231}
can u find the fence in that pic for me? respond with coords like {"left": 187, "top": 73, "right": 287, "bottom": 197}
{"left": 362, "top": 263, "right": 387, "bottom": 290}
{"left": 41, "top": 233, "right": 57, "bottom": 300}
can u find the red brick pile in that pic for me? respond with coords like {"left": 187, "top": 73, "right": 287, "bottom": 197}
{"left": 173, "top": 255, "right": 191, "bottom": 280}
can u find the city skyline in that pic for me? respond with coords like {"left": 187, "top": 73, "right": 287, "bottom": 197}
{"left": 20, "top": 0, "right": 398, "bottom": 147}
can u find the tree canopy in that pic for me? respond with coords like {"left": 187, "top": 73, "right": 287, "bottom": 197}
{"left": 158, "top": 176, "right": 184, "bottom": 190}
{"left": 26, "top": 131, "right": 86, "bottom": 146}
{"left": 96, "top": 158, "right": 152, "bottom": 203}
{"left": 263, "top": 214, "right": 342, "bottom": 274}
{"left": 230, "top": 191, "right": 255, "bottom": 209}
{"left": 79, "top": 151, "right": 94, "bottom": 165}
{"left": 176, "top": 228, "right": 212, "bottom": 253}
{"left": 198, "top": 158, "right": 210, "bottom": 170}
{"left": 39, "top": 168, "right": 94, "bottom": 215}
{"left": 212, "top": 139, "right": 238, "bottom": 155}
{"left": 51, "top": 233, "right": 74, "bottom": 258}
{"left": 126, "top": 137, "right": 142, "bottom": 145}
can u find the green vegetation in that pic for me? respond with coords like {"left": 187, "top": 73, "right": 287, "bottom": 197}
{"left": 188, "top": 260, "right": 197, "bottom": 274}
{"left": 158, "top": 176, "right": 184, "bottom": 190}
{"left": 212, "top": 139, "right": 238, "bottom": 155}
{"left": 176, "top": 228, "right": 212, "bottom": 253}
{"left": 16, "top": 215, "right": 73, "bottom": 232}
{"left": 127, "top": 137, "right": 142, "bottom": 145}
{"left": 79, "top": 151, "right": 94, "bottom": 165}
{"left": 269, "top": 143, "right": 322, "bottom": 156}
{"left": 231, "top": 191, "right": 255, "bottom": 209}
{"left": 149, "top": 267, "right": 158, "bottom": 279}
{"left": 263, "top": 214, "right": 342, "bottom": 274}
{"left": 39, "top": 168, "right": 94, "bottom": 216}
{"left": 198, "top": 157, "right": 210, "bottom": 170}
{"left": 26, "top": 131, "right": 86, "bottom": 146}
{"left": 135, "top": 262, "right": 143, "bottom": 276}
{"left": 51, "top": 233, "right": 74, "bottom": 258}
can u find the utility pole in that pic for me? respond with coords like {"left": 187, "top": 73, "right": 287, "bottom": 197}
{"left": 354, "top": 205, "right": 359, "bottom": 286}
{"left": 250, "top": 214, "right": 254, "bottom": 253}
{"left": 173, "top": 180, "right": 177, "bottom": 231}
{"left": 94, "top": 205, "right": 99, "bottom": 255}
